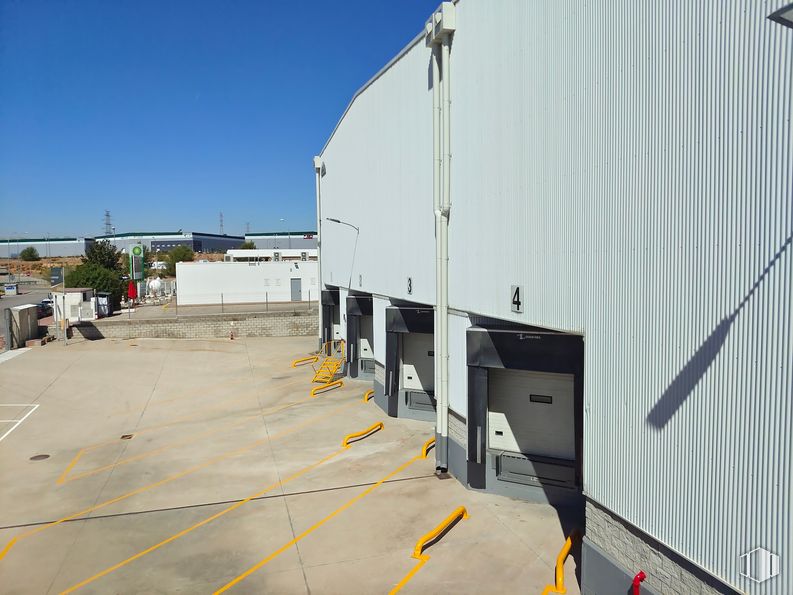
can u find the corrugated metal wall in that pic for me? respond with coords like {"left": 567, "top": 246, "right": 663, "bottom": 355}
{"left": 448, "top": 1, "right": 792, "bottom": 592}
{"left": 320, "top": 37, "right": 435, "bottom": 305}
{"left": 320, "top": 1, "right": 792, "bottom": 591}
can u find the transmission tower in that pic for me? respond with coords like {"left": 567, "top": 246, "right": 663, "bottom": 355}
{"left": 245, "top": 221, "right": 250, "bottom": 234}
{"left": 219, "top": 212, "right": 224, "bottom": 235}
{"left": 104, "top": 210, "right": 112, "bottom": 235}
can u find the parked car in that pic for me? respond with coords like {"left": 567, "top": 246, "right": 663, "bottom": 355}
{"left": 36, "top": 302, "right": 53, "bottom": 318}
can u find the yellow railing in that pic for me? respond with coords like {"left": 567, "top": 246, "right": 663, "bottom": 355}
{"left": 362, "top": 389, "right": 375, "bottom": 402}
{"left": 291, "top": 355, "right": 319, "bottom": 368}
{"left": 310, "top": 379, "right": 344, "bottom": 397}
{"left": 318, "top": 339, "right": 346, "bottom": 358}
{"left": 341, "top": 422, "right": 384, "bottom": 447}
{"left": 412, "top": 506, "right": 469, "bottom": 559}
{"left": 421, "top": 437, "right": 436, "bottom": 459}
{"left": 389, "top": 505, "right": 469, "bottom": 594}
{"left": 541, "top": 531, "right": 579, "bottom": 595}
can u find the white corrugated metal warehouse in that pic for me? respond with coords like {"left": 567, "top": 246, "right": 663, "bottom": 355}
{"left": 315, "top": 2, "right": 792, "bottom": 594}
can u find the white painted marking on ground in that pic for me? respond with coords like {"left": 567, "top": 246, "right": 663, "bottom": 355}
{"left": 0, "top": 348, "right": 32, "bottom": 365}
{"left": 0, "top": 404, "right": 39, "bottom": 443}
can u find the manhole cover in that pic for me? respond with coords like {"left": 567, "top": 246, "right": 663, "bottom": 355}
{"left": 30, "top": 454, "right": 50, "bottom": 461}
{"left": 120, "top": 434, "right": 134, "bottom": 440}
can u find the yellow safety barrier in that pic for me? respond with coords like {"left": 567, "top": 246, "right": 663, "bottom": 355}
{"left": 341, "top": 422, "right": 384, "bottom": 447}
{"left": 541, "top": 531, "right": 579, "bottom": 595}
{"left": 362, "top": 389, "right": 375, "bottom": 402}
{"left": 310, "top": 379, "right": 344, "bottom": 397}
{"left": 421, "top": 437, "right": 436, "bottom": 459}
{"left": 291, "top": 355, "right": 319, "bottom": 368}
{"left": 389, "top": 506, "right": 469, "bottom": 594}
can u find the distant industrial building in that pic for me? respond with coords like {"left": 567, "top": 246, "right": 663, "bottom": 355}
{"left": 244, "top": 231, "right": 317, "bottom": 250}
{"left": 95, "top": 231, "right": 244, "bottom": 253}
{"left": 1, "top": 237, "right": 94, "bottom": 258}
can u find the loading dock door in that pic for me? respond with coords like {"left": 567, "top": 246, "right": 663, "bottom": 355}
{"left": 488, "top": 369, "right": 574, "bottom": 460}
{"left": 290, "top": 278, "right": 301, "bottom": 301}
{"left": 360, "top": 315, "right": 374, "bottom": 360}
{"left": 400, "top": 333, "right": 434, "bottom": 392}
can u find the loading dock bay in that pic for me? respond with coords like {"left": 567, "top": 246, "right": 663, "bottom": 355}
{"left": 0, "top": 336, "right": 579, "bottom": 594}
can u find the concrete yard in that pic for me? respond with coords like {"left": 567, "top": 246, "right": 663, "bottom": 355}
{"left": 0, "top": 336, "right": 580, "bottom": 594}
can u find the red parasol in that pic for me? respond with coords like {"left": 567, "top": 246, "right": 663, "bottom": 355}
{"left": 127, "top": 280, "right": 138, "bottom": 300}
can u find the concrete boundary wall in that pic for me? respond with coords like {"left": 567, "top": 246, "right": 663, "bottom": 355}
{"left": 50, "top": 311, "right": 317, "bottom": 341}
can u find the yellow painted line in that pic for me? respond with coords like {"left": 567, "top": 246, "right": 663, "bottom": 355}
{"left": 0, "top": 400, "right": 358, "bottom": 563}
{"left": 541, "top": 531, "right": 578, "bottom": 595}
{"left": 389, "top": 506, "right": 469, "bottom": 594}
{"left": 59, "top": 421, "right": 384, "bottom": 594}
{"left": 57, "top": 377, "right": 305, "bottom": 485}
{"left": 214, "top": 436, "right": 436, "bottom": 594}
{"left": 60, "top": 396, "right": 304, "bottom": 485}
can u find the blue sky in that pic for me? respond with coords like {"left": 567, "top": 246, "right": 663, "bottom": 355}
{"left": 0, "top": 0, "right": 436, "bottom": 239}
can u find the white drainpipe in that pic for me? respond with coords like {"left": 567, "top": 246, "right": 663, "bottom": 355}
{"left": 426, "top": 2, "right": 455, "bottom": 472}
{"left": 313, "top": 156, "right": 325, "bottom": 351}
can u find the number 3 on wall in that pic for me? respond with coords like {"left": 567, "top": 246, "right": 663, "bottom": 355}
{"left": 510, "top": 285, "right": 523, "bottom": 313}
{"left": 407, "top": 277, "right": 413, "bottom": 294}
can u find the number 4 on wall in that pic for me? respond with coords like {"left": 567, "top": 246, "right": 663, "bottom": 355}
{"left": 510, "top": 285, "right": 523, "bottom": 313}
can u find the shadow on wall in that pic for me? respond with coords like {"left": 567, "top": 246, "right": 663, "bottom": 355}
{"left": 647, "top": 232, "right": 792, "bottom": 430}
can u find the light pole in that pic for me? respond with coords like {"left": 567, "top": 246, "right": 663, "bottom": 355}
{"left": 111, "top": 226, "right": 116, "bottom": 249}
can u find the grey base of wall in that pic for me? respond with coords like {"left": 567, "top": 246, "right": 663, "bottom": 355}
{"left": 447, "top": 435, "right": 467, "bottom": 485}
{"left": 373, "top": 379, "right": 389, "bottom": 416}
{"left": 49, "top": 311, "right": 318, "bottom": 340}
{"left": 396, "top": 389, "right": 436, "bottom": 422}
{"left": 482, "top": 452, "right": 581, "bottom": 507}
{"left": 584, "top": 499, "right": 739, "bottom": 595}
{"left": 582, "top": 537, "right": 660, "bottom": 595}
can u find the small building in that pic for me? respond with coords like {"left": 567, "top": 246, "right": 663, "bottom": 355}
{"left": 175, "top": 260, "right": 318, "bottom": 306}
{"left": 224, "top": 248, "right": 317, "bottom": 263}
{"left": 52, "top": 288, "right": 96, "bottom": 324}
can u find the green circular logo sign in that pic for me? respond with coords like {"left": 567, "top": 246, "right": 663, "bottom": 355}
{"left": 132, "top": 246, "right": 143, "bottom": 256}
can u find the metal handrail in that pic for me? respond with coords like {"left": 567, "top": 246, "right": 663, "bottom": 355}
{"left": 341, "top": 422, "right": 384, "bottom": 447}
{"left": 412, "top": 506, "right": 469, "bottom": 560}
{"left": 541, "top": 531, "right": 579, "bottom": 595}
{"left": 291, "top": 355, "right": 320, "bottom": 368}
{"left": 310, "top": 379, "right": 344, "bottom": 397}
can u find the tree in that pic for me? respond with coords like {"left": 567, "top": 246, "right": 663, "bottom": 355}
{"left": 166, "top": 245, "right": 194, "bottom": 276}
{"left": 19, "top": 247, "right": 40, "bottom": 261}
{"left": 239, "top": 240, "right": 256, "bottom": 249}
{"left": 65, "top": 262, "right": 123, "bottom": 307}
{"left": 83, "top": 240, "right": 122, "bottom": 272}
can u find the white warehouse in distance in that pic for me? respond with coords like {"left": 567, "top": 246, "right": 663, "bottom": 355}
{"left": 175, "top": 260, "right": 318, "bottom": 306}
{"left": 315, "top": 3, "right": 792, "bottom": 595}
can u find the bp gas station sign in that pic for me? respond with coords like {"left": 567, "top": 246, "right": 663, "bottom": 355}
{"left": 130, "top": 244, "right": 144, "bottom": 281}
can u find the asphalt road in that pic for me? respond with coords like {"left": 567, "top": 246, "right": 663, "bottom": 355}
{"left": 0, "top": 288, "right": 50, "bottom": 316}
